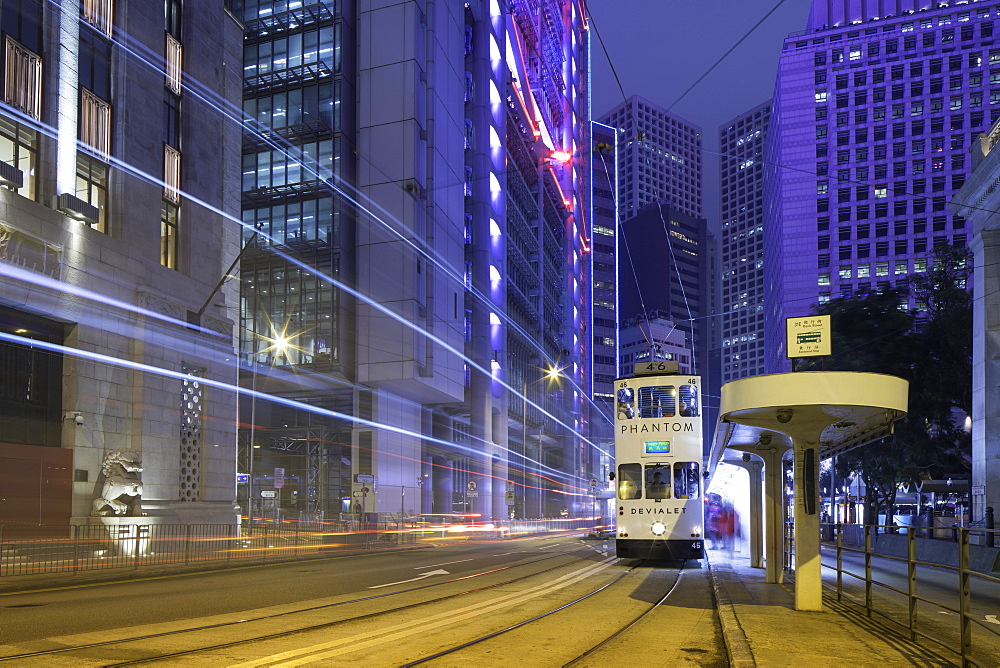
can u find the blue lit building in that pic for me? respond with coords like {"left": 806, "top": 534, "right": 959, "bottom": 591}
{"left": 765, "top": 0, "right": 989, "bottom": 372}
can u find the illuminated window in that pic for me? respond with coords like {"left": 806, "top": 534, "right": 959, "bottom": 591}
{"left": 161, "top": 201, "right": 178, "bottom": 269}
{"left": 0, "top": 115, "right": 37, "bottom": 199}
{"left": 80, "top": 88, "right": 111, "bottom": 155}
{"left": 82, "top": 0, "right": 114, "bottom": 37}
{"left": 76, "top": 153, "right": 109, "bottom": 233}
{"left": 3, "top": 37, "right": 41, "bottom": 120}
{"left": 163, "top": 144, "right": 181, "bottom": 203}
{"left": 166, "top": 34, "right": 182, "bottom": 94}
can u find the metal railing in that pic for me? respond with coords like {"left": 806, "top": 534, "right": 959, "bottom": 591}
{"left": 0, "top": 516, "right": 598, "bottom": 579}
{"left": 0, "top": 519, "right": 420, "bottom": 578}
{"left": 823, "top": 522, "right": 1000, "bottom": 667}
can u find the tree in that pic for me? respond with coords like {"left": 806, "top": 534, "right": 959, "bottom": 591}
{"left": 801, "top": 246, "right": 972, "bottom": 524}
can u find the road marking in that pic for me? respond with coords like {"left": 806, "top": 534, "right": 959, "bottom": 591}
{"left": 986, "top": 615, "right": 1000, "bottom": 625}
{"left": 368, "top": 569, "right": 449, "bottom": 589}
{"left": 234, "top": 557, "right": 617, "bottom": 666}
{"left": 414, "top": 559, "right": 472, "bottom": 570}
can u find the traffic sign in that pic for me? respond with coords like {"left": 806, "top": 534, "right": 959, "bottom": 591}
{"left": 467, "top": 480, "right": 478, "bottom": 492}
{"left": 236, "top": 473, "right": 249, "bottom": 484}
{"left": 786, "top": 315, "right": 831, "bottom": 358}
{"left": 356, "top": 474, "right": 375, "bottom": 484}
{"left": 274, "top": 467, "right": 285, "bottom": 489}
{"left": 260, "top": 490, "right": 276, "bottom": 498}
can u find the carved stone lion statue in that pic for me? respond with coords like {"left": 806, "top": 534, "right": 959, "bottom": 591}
{"left": 91, "top": 449, "right": 144, "bottom": 517}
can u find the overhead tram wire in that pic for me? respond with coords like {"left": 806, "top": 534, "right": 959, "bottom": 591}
{"left": 664, "top": 0, "right": 791, "bottom": 113}
{"left": 587, "top": 3, "right": 712, "bottom": 356}
{"left": 29, "top": 3, "right": 984, "bottom": 460}
{"left": 584, "top": 0, "right": 986, "bottom": 380}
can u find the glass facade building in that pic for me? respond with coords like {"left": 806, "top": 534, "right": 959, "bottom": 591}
{"left": 238, "top": 0, "right": 593, "bottom": 521}
{"left": 720, "top": 102, "right": 770, "bottom": 383}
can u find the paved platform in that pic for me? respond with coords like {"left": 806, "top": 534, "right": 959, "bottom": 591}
{"left": 707, "top": 548, "right": 956, "bottom": 667}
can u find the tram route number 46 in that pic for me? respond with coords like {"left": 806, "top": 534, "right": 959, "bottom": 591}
{"left": 632, "top": 361, "right": 688, "bottom": 377}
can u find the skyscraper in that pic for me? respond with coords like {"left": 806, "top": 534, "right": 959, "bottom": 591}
{"left": 765, "top": 0, "right": 987, "bottom": 372}
{"left": 598, "top": 97, "right": 714, "bottom": 439}
{"left": 599, "top": 95, "right": 703, "bottom": 220}
{"left": 589, "top": 120, "right": 618, "bottom": 487}
{"left": 239, "top": 0, "right": 592, "bottom": 521}
{"left": 720, "top": 102, "right": 770, "bottom": 383}
{"left": 0, "top": 2, "right": 243, "bottom": 527}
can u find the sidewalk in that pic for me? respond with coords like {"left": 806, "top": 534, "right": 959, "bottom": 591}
{"left": 707, "top": 549, "right": 956, "bottom": 667}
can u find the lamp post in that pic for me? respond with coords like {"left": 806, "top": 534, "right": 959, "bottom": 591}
{"left": 245, "top": 330, "right": 290, "bottom": 526}
{"left": 520, "top": 361, "right": 564, "bottom": 519}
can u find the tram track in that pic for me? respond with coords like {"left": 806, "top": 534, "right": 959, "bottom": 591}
{"left": 399, "top": 558, "right": 692, "bottom": 667}
{"left": 0, "top": 544, "right": 607, "bottom": 666}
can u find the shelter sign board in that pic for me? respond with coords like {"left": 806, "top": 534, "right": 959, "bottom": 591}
{"left": 786, "top": 315, "right": 831, "bottom": 358}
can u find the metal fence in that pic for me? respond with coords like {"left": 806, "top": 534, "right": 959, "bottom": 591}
{"left": 0, "top": 516, "right": 597, "bottom": 579}
{"left": 0, "top": 520, "right": 420, "bottom": 578}
{"left": 823, "top": 522, "right": 1000, "bottom": 667}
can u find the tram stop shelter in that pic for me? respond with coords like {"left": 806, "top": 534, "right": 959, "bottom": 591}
{"left": 709, "top": 371, "right": 909, "bottom": 611}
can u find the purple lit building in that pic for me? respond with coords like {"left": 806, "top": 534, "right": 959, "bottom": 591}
{"left": 764, "top": 0, "right": 989, "bottom": 372}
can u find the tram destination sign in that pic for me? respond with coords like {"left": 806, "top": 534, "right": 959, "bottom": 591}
{"left": 785, "top": 315, "right": 831, "bottom": 358}
{"left": 644, "top": 440, "right": 671, "bottom": 455}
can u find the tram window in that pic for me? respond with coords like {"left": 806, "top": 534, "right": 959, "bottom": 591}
{"left": 616, "top": 388, "right": 635, "bottom": 419}
{"left": 617, "top": 463, "right": 642, "bottom": 499}
{"left": 637, "top": 385, "right": 676, "bottom": 418}
{"left": 645, "top": 465, "right": 670, "bottom": 499}
{"left": 674, "top": 462, "right": 700, "bottom": 499}
{"left": 679, "top": 384, "right": 699, "bottom": 417}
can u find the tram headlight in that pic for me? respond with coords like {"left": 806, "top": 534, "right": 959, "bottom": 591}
{"left": 651, "top": 521, "right": 666, "bottom": 536}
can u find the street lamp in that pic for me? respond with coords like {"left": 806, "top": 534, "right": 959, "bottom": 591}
{"left": 245, "top": 327, "right": 291, "bottom": 525}
{"left": 519, "top": 360, "right": 565, "bottom": 520}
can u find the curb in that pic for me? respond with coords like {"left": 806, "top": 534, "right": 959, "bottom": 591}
{"left": 707, "top": 558, "right": 756, "bottom": 667}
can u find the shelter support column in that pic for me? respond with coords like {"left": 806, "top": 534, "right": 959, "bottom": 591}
{"left": 729, "top": 458, "right": 764, "bottom": 568}
{"left": 745, "top": 459, "right": 764, "bottom": 568}
{"left": 762, "top": 447, "right": 785, "bottom": 584}
{"left": 793, "top": 443, "right": 822, "bottom": 611}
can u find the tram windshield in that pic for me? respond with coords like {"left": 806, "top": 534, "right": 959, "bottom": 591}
{"left": 638, "top": 385, "right": 675, "bottom": 418}
{"left": 674, "top": 462, "right": 700, "bottom": 499}
{"left": 617, "top": 383, "right": 699, "bottom": 420}
{"left": 617, "top": 463, "right": 641, "bottom": 499}
{"left": 645, "top": 465, "right": 670, "bottom": 499}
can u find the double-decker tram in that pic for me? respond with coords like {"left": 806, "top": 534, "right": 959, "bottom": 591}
{"left": 613, "top": 361, "right": 704, "bottom": 559}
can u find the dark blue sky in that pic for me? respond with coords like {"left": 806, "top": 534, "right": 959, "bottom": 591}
{"left": 588, "top": 0, "right": 813, "bottom": 225}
